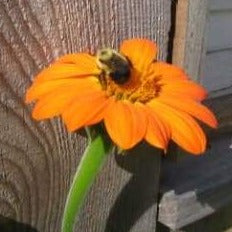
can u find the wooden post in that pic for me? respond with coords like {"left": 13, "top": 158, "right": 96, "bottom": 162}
{"left": 172, "top": 0, "right": 209, "bottom": 81}
{"left": 0, "top": 0, "right": 172, "bottom": 231}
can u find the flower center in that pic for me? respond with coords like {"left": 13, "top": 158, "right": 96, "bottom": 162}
{"left": 101, "top": 65, "right": 162, "bottom": 103}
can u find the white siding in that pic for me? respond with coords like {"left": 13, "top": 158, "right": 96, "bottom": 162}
{"left": 201, "top": 0, "right": 232, "bottom": 94}
{"left": 204, "top": 50, "right": 232, "bottom": 91}
{"left": 210, "top": 0, "right": 232, "bottom": 11}
{"left": 207, "top": 12, "right": 232, "bottom": 51}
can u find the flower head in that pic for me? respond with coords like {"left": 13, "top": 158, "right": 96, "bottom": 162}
{"left": 25, "top": 39, "right": 217, "bottom": 155}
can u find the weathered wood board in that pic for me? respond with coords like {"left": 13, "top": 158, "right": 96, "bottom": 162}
{"left": 158, "top": 0, "right": 232, "bottom": 230}
{"left": 157, "top": 202, "right": 232, "bottom": 232}
{"left": 172, "top": 0, "right": 232, "bottom": 96}
{"left": 0, "top": 0, "right": 172, "bottom": 231}
{"left": 172, "top": 0, "right": 209, "bottom": 81}
{"left": 158, "top": 94, "right": 232, "bottom": 230}
{"left": 159, "top": 133, "right": 232, "bottom": 230}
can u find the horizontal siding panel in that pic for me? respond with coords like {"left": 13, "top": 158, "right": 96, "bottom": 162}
{"left": 207, "top": 11, "right": 232, "bottom": 51}
{"left": 210, "top": 0, "right": 232, "bottom": 11}
{"left": 202, "top": 50, "right": 232, "bottom": 92}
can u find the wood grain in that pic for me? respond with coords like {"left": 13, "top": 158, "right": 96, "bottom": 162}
{"left": 172, "top": 0, "right": 209, "bottom": 81}
{"left": 172, "top": 0, "right": 232, "bottom": 95}
{"left": 158, "top": 131, "right": 232, "bottom": 230}
{"left": 0, "top": 0, "right": 172, "bottom": 231}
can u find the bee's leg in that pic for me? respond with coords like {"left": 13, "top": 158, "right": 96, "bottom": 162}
{"left": 125, "top": 56, "right": 133, "bottom": 68}
{"left": 98, "top": 72, "right": 107, "bottom": 90}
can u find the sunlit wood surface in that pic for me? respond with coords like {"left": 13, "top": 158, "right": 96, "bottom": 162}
{"left": 0, "top": 0, "right": 172, "bottom": 231}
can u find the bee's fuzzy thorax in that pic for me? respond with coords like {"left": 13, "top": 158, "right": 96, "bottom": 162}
{"left": 96, "top": 48, "right": 131, "bottom": 85}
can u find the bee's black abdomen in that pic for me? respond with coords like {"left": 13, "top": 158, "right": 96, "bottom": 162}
{"left": 109, "top": 66, "right": 131, "bottom": 84}
{"left": 97, "top": 49, "right": 132, "bottom": 85}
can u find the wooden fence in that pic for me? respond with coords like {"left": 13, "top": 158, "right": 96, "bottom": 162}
{"left": 0, "top": 0, "right": 232, "bottom": 231}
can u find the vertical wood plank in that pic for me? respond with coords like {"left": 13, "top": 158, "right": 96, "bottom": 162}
{"left": 0, "top": 0, "right": 172, "bottom": 231}
{"left": 166, "top": 0, "right": 209, "bottom": 164}
{"left": 172, "top": 0, "right": 209, "bottom": 81}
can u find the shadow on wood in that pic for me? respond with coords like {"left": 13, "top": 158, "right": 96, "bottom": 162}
{"left": 159, "top": 132, "right": 232, "bottom": 230}
{"left": 105, "top": 143, "right": 161, "bottom": 232}
{"left": 0, "top": 215, "right": 38, "bottom": 232}
{"left": 167, "top": 0, "right": 177, "bottom": 63}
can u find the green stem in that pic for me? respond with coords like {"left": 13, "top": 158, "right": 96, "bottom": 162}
{"left": 61, "top": 133, "right": 112, "bottom": 232}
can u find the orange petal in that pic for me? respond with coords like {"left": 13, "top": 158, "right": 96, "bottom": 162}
{"left": 31, "top": 87, "right": 87, "bottom": 120}
{"left": 83, "top": 97, "right": 114, "bottom": 126}
{"left": 55, "top": 53, "right": 97, "bottom": 68}
{"left": 144, "top": 106, "right": 171, "bottom": 150}
{"left": 161, "top": 80, "right": 207, "bottom": 101}
{"left": 104, "top": 100, "right": 146, "bottom": 149}
{"left": 62, "top": 91, "right": 109, "bottom": 131}
{"left": 25, "top": 77, "right": 100, "bottom": 103}
{"left": 120, "top": 38, "right": 158, "bottom": 72}
{"left": 34, "top": 53, "right": 100, "bottom": 84}
{"left": 158, "top": 96, "right": 218, "bottom": 128}
{"left": 150, "top": 62, "right": 188, "bottom": 81}
{"left": 148, "top": 100, "right": 206, "bottom": 155}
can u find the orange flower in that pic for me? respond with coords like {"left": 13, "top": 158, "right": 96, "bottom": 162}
{"left": 25, "top": 39, "right": 217, "bottom": 155}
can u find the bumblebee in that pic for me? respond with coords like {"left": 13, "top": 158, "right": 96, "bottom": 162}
{"left": 96, "top": 48, "right": 132, "bottom": 85}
